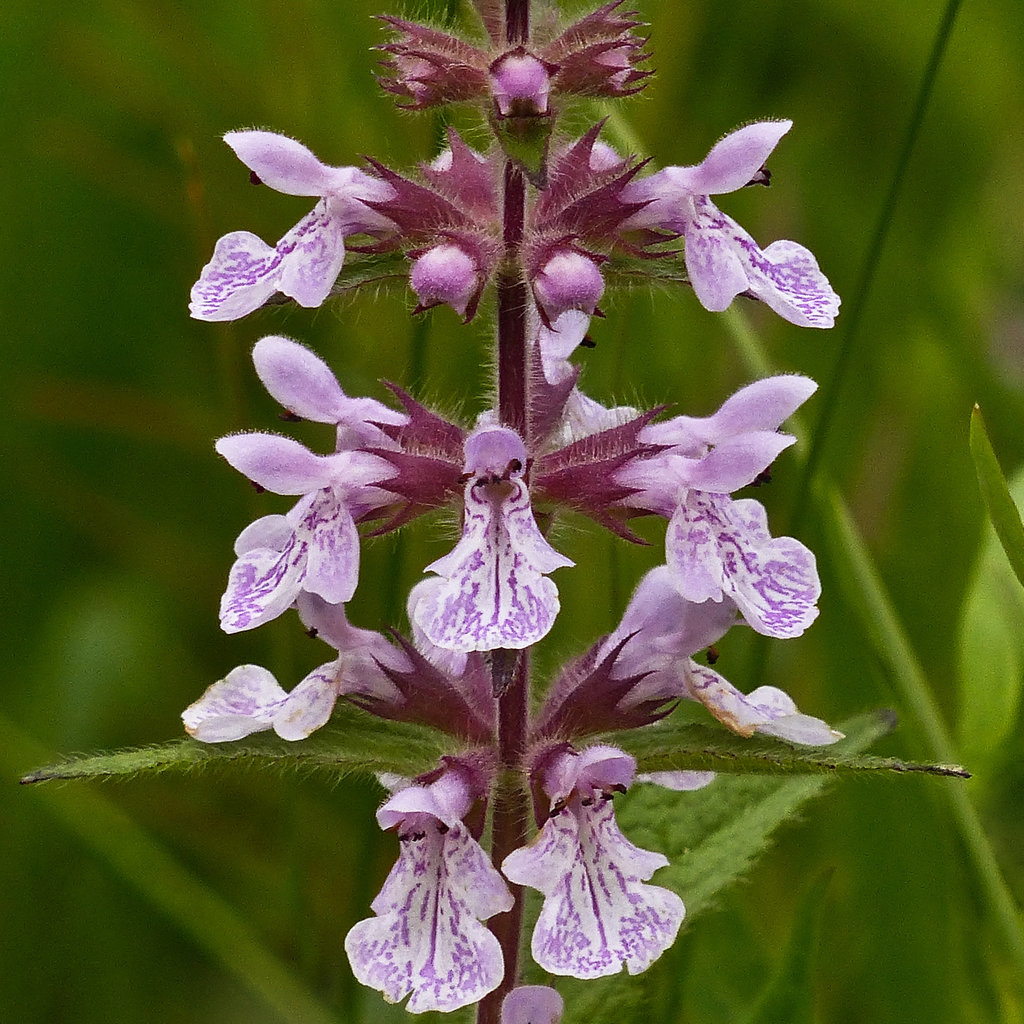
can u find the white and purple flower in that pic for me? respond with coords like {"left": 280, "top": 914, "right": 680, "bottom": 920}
{"left": 345, "top": 766, "right": 513, "bottom": 1013}
{"left": 182, "top": 596, "right": 405, "bottom": 742}
{"left": 623, "top": 121, "right": 839, "bottom": 328}
{"left": 502, "top": 745, "right": 684, "bottom": 979}
{"left": 601, "top": 565, "right": 841, "bottom": 744}
{"left": 251, "top": 335, "right": 407, "bottom": 450}
{"left": 412, "top": 423, "right": 574, "bottom": 653}
{"left": 190, "top": 131, "right": 396, "bottom": 321}
{"left": 216, "top": 433, "right": 392, "bottom": 633}
{"left": 618, "top": 375, "right": 821, "bottom": 639}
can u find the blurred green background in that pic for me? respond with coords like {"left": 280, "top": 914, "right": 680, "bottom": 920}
{"left": 3, "top": 0, "right": 1023, "bottom": 1021}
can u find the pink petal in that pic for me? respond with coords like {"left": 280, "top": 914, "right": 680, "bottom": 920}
{"left": 415, "top": 478, "right": 573, "bottom": 652}
{"left": 603, "top": 565, "right": 737, "bottom": 671}
{"left": 303, "top": 495, "right": 360, "bottom": 604}
{"left": 746, "top": 238, "right": 840, "bottom": 329}
{"left": 642, "top": 375, "right": 816, "bottom": 452}
{"left": 538, "top": 310, "right": 591, "bottom": 384}
{"left": 702, "top": 375, "right": 817, "bottom": 439}
{"left": 182, "top": 665, "right": 286, "bottom": 742}
{"left": 683, "top": 199, "right": 752, "bottom": 312}
{"left": 219, "top": 538, "right": 308, "bottom": 633}
{"left": 345, "top": 824, "right": 511, "bottom": 1013}
{"left": 216, "top": 433, "right": 331, "bottom": 494}
{"left": 502, "top": 797, "right": 684, "bottom": 979}
{"left": 677, "top": 431, "right": 795, "bottom": 493}
{"left": 666, "top": 493, "right": 820, "bottom": 638}
{"left": 224, "top": 130, "right": 335, "bottom": 196}
{"left": 684, "top": 120, "right": 792, "bottom": 196}
{"left": 275, "top": 200, "right": 348, "bottom": 308}
{"left": 685, "top": 197, "right": 839, "bottom": 327}
{"left": 272, "top": 663, "right": 340, "bottom": 740}
{"left": 189, "top": 230, "right": 283, "bottom": 322}
{"left": 377, "top": 772, "right": 473, "bottom": 831}
{"left": 252, "top": 336, "right": 348, "bottom": 423}
{"left": 233, "top": 514, "right": 291, "bottom": 557}
{"left": 502, "top": 986, "right": 564, "bottom": 1024}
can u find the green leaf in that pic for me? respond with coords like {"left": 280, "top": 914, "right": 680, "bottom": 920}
{"left": 957, "top": 457, "right": 1024, "bottom": 766}
{"left": 970, "top": 404, "right": 1024, "bottom": 590}
{"left": 618, "top": 710, "right": 892, "bottom": 921}
{"left": 328, "top": 250, "right": 411, "bottom": 296}
{"left": 20, "top": 703, "right": 450, "bottom": 785}
{"left": 609, "top": 714, "right": 969, "bottom": 779}
{"left": 602, "top": 249, "right": 689, "bottom": 287}
{"left": 737, "top": 871, "right": 834, "bottom": 1024}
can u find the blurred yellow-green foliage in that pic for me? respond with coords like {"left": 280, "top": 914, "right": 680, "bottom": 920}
{"left": 3, "top": 0, "right": 1023, "bottom": 1021}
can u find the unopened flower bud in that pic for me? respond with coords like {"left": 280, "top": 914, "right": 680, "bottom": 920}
{"left": 410, "top": 244, "right": 480, "bottom": 319}
{"left": 489, "top": 48, "right": 555, "bottom": 117}
{"left": 533, "top": 250, "right": 605, "bottom": 320}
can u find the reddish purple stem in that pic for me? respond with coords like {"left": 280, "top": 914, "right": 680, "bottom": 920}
{"left": 479, "top": 7, "right": 534, "bottom": 1019}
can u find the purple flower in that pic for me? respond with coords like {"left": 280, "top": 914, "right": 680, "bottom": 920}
{"left": 623, "top": 121, "right": 840, "bottom": 327}
{"left": 409, "top": 242, "right": 483, "bottom": 318}
{"left": 502, "top": 745, "right": 684, "bottom": 979}
{"left": 601, "top": 566, "right": 841, "bottom": 744}
{"left": 618, "top": 376, "right": 821, "bottom": 638}
{"left": 345, "top": 766, "right": 513, "bottom": 1013}
{"left": 535, "top": 310, "right": 640, "bottom": 445}
{"left": 502, "top": 986, "right": 564, "bottom": 1024}
{"left": 190, "top": 131, "right": 396, "bottom": 321}
{"left": 182, "top": 597, "right": 405, "bottom": 742}
{"left": 252, "top": 335, "right": 408, "bottom": 449}
{"left": 665, "top": 491, "right": 820, "bottom": 639}
{"left": 412, "top": 423, "right": 573, "bottom": 652}
{"left": 489, "top": 48, "right": 556, "bottom": 117}
{"left": 216, "top": 433, "right": 391, "bottom": 632}
{"left": 532, "top": 249, "right": 606, "bottom": 322}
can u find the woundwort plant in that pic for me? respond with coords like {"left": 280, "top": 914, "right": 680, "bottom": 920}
{"left": 24, "top": 2, "right": 972, "bottom": 1022}
{"left": 189, "top": 0, "right": 837, "bottom": 1017}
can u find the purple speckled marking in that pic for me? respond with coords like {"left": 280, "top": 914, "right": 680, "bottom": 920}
{"left": 502, "top": 794, "right": 684, "bottom": 979}
{"left": 190, "top": 200, "right": 347, "bottom": 320}
{"left": 685, "top": 196, "right": 839, "bottom": 328}
{"left": 415, "top": 477, "right": 572, "bottom": 652}
{"left": 220, "top": 489, "right": 358, "bottom": 633}
{"left": 666, "top": 492, "right": 819, "bottom": 638}
{"left": 345, "top": 821, "right": 511, "bottom": 1012}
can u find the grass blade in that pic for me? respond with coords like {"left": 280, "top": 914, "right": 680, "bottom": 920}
{"left": 969, "top": 404, "right": 1024, "bottom": 589}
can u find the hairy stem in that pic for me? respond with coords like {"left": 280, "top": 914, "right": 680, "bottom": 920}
{"left": 497, "top": 161, "right": 529, "bottom": 440}
{"left": 478, "top": 653, "right": 531, "bottom": 1024}
{"left": 479, "top": 19, "right": 533, "bottom": 1008}
{"left": 505, "top": 0, "right": 529, "bottom": 44}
